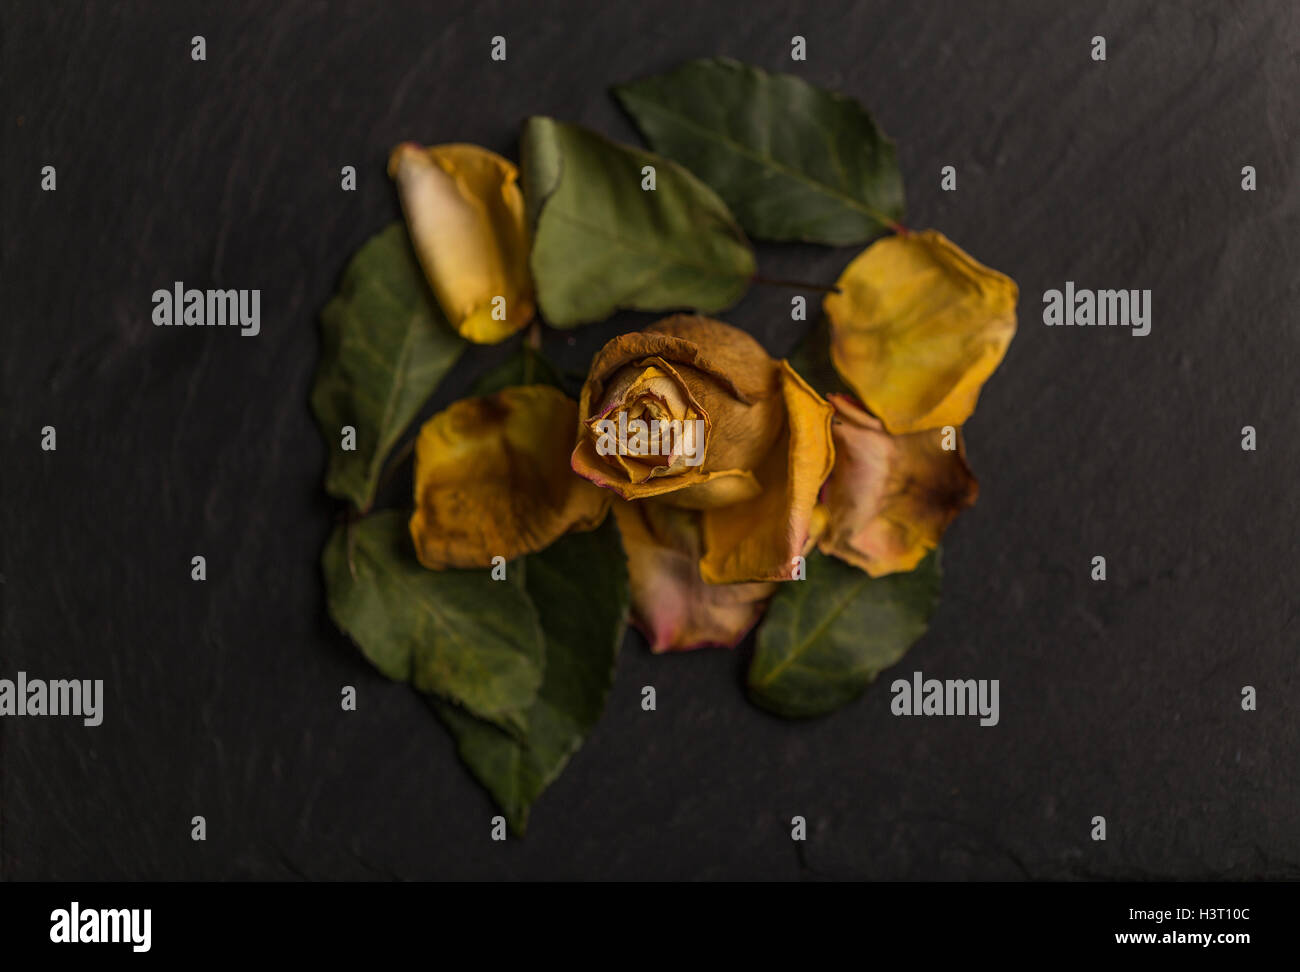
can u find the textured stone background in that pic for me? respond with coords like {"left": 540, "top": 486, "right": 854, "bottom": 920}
{"left": 3, "top": 0, "right": 1297, "bottom": 879}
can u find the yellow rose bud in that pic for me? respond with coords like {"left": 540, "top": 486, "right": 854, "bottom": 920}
{"left": 573, "top": 315, "right": 835, "bottom": 589}
{"left": 388, "top": 142, "right": 535, "bottom": 344}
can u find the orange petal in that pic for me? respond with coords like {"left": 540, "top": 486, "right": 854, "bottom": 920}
{"left": 410, "top": 385, "right": 610, "bottom": 569}
{"left": 612, "top": 500, "right": 774, "bottom": 653}
{"left": 699, "top": 363, "right": 835, "bottom": 583}
{"left": 824, "top": 230, "right": 1017, "bottom": 434}
{"left": 817, "top": 394, "right": 977, "bottom": 576}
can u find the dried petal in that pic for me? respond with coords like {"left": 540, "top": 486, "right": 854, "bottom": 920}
{"left": 825, "top": 230, "right": 1017, "bottom": 433}
{"left": 817, "top": 394, "right": 977, "bottom": 576}
{"left": 410, "top": 386, "right": 609, "bottom": 569}
{"left": 613, "top": 500, "right": 774, "bottom": 653}
{"left": 389, "top": 142, "right": 534, "bottom": 343}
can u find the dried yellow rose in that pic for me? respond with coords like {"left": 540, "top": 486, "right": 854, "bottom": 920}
{"left": 565, "top": 316, "right": 833, "bottom": 650}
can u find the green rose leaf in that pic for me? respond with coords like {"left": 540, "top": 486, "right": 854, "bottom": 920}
{"left": 310, "top": 223, "right": 466, "bottom": 510}
{"left": 438, "top": 515, "right": 629, "bottom": 834}
{"left": 323, "top": 510, "right": 543, "bottom": 735}
{"left": 522, "top": 116, "right": 756, "bottom": 327}
{"left": 614, "top": 57, "right": 905, "bottom": 245}
{"left": 749, "top": 549, "right": 941, "bottom": 718}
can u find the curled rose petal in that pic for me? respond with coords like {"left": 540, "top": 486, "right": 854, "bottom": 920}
{"left": 571, "top": 315, "right": 783, "bottom": 507}
{"left": 824, "top": 230, "right": 1017, "bottom": 434}
{"left": 817, "top": 394, "right": 977, "bottom": 577}
{"left": 612, "top": 499, "right": 775, "bottom": 653}
{"left": 698, "top": 363, "right": 835, "bottom": 583}
{"left": 409, "top": 385, "right": 610, "bottom": 569}
{"left": 389, "top": 142, "right": 535, "bottom": 344}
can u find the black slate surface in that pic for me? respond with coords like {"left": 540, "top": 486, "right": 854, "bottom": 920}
{"left": 2, "top": 0, "right": 1297, "bottom": 880}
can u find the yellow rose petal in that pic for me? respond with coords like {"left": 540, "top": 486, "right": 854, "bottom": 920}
{"left": 824, "top": 230, "right": 1017, "bottom": 434}
{"left": 613, "top": 500, "right": 775, "bottom": 653}
{"left": 389, "top": 142, "right": 535, "bottom": 344}
{"left": 659, "top": 470, "right": 761, "bottom": 509}
{"left": 817, "top": 394, "right": 978, "bottom": 576}
{"left": 571, "top": 432, "right": 754, "bottom": 507}
{"left": 698, "top": 363, "right": 835, "bottom": 583}
{"left": 410, "top": 385, "right": 609, "bottom": 569}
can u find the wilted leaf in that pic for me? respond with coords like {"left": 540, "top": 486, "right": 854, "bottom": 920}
{"left": 323, "top": 511, "right": 543, "bottom": 734}
{"left": 438, "top": 516, "right": 629, "bottom": 833}
{"left": 749, "top": 549, "right": 940, "bottom": 718}
{"left": 311, "top": 224, "right": 466, "bottom": 510}
{"left": 825, "top": 231, "right": 1018, "bottom": 435}
{"left": 522, "top": 116, "right": 756, "bottom": 327}
{"left": 615, "top": 57, "right": 904, "bottom": 245}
